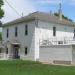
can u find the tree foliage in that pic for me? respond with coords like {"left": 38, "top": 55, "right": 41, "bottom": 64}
{"left": 0, "top": 0, "right": 4, "bottom": 19}
{"left": 54, "top": 12, "right": 73, "bottom": 22}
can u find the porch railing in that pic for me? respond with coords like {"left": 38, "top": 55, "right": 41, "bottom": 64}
{"left": 0, "top": 53, "right": 4, "bottom": 58}
{"left": 39, "top": 37, "right": 75, "bottom": 46}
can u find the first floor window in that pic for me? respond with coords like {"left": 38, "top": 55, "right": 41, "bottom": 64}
{"left": 74, "top": 29, "right": 75, "bottom": 38}
{"left": 6, "top": 48, "right": 8, "bottom": 54}
{"left": 0, "top": 48, "right": 2, "bottom": 53}
{"left": 7, "top": 28, "right": 9, "bottom": 38}
{"left": 25, "top": 47, "right": 28, "bottom": 55}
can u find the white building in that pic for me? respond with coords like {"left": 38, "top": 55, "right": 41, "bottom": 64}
{"left": 2, "top": 11, "right": 75, "bottom": 64}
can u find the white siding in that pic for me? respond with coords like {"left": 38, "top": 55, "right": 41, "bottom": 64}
{"left": 2, "top": 19, "right": 75, "bottom": 62}
{"left": 72, "top": 45, "right": 75, "bottom": 64}
{"left": 34, "top": 27, "right": 40, "bottom": 60}
{"left": 38, "top": 21, "right": 74, "bottom": 39}
{"left": 39, "top": 45, "right": 72, "bottom": 64}
{"left": 34, "top": 20, "right": 75, "bottom": 60}
{"left": 2, "top": 21, "right": 36, "bottom": 60}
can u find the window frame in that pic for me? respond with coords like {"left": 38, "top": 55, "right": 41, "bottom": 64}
{"left": 25, "top": 47, "right": 28, "bottom": 55}
{"left": 74, "top": 29, "right": 75, "bottom": 38}
{"left": 25, "top": 25, "right": 28, "bottom": 36}
{"left": 15, "top": 26, "right": 18, "bottom": 37}
{"left": 0, "top": 48, "right": 2, "bottom": 53}
{"left": 6, "top": 48, "right": 8, "bottom": 54}
{"left": 53, "top": 27, "right": 56, "bottom": 36}
{"left": 7, "top": 28, "right": 9, "bottom": 38}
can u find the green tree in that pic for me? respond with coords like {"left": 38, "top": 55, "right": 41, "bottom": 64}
{"left": 54, "top": 12, "right": 73, "bottom": 22}
{"left": 0, "top": 0, "right": 4, "bottom": 40}
{"left": 0, "top": 0, "right": 4, "bottom": 19}
{"left": 0, "top": 32, "right": 2, "bottom": 41}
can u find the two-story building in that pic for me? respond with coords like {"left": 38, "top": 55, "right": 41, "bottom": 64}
{"left": 2, "top": 11, "right": 75, "bottom": 64}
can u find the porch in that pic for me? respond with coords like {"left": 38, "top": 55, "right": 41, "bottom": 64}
{"left": 39, "top": 37, "right": 75, "bottom": 46}
{"left": 8, "top": 43, "right": 20, "bottom": 59}
{"left": 0, "top": 40, "right": 21, "bottom": 60}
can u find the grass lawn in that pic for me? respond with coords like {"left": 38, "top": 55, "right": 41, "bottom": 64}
{"left": 0, "top": 60, "right": 75, "bottom": 75}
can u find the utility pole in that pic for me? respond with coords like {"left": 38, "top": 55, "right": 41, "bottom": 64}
{"left": 58, "top": 0, "right": 62, "bottom": 21}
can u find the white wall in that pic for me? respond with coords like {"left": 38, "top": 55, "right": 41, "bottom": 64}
{"left": 38, "top": 21, "right": 74, "bottom": 39}
{"left": 72, "top": 45, "right": 75, "bottom": 64}
{"left": 34, "top": 27, "right": 40, "bottom": 60}
{"left": 34, "top": 20, "right": 75, "bottom": 60}
{"left": 2, "top": 21, "right": 36, "bottom": 60}
{"left": 3, "top": 20, "right": 75, "bottom": 61}
{"left": 39, "top": 45, "right": 72, "bottom": 64}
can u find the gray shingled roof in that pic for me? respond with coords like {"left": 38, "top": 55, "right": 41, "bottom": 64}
{"left": 2, "top": 11, "right": 75, "bottom": 27}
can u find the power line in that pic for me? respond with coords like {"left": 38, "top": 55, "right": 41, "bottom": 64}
{"left": 4, "top": 0, "right": 21, "bottom": 17}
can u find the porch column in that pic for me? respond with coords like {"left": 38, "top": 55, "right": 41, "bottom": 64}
{"left": 7, "top": 43, "right": 12, "bottom": 59}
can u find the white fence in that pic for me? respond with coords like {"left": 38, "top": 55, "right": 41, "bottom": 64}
{"left": 0, "top": 53, "right": 4, "bottom": 58}
{"left": 0, "top": 53, "right": 8, "bottom": 60}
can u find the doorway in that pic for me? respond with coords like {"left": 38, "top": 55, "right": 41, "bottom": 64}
{"left": 13, "top": 45, "right": 20, "bottom": 59}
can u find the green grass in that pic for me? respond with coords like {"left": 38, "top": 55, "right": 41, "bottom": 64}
{"left": 0, "top": 60, "right": 75, "bottom": 75}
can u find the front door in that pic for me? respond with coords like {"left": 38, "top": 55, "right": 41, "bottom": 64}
{"left": 13, "top": 45, "right": 20, "bottom": 59}
{"left": 14, "top": 47, "right": 19, "bottom": 59}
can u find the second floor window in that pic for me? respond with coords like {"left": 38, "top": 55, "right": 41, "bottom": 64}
{"left": 7, "top": 28, "right": 9, "bottom": 38}
{"left": 15, "top": 27, "right": 18, "bottom": 37}
{"left": 25, "top": 25, "right": 28, "bottom": 35}
{"left": 53, "top": 27, "right": 56, "bottom": 36}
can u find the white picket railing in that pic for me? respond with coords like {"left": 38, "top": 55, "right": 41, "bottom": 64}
{"left": 39, "top": 37, "right": 75, "bottom": 46}
{"left": 0, "top": 53, "right": 4, "bottom": 58}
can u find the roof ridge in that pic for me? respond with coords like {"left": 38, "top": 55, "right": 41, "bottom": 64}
{"left": 2, "top": 11, "right": 75, "bottom": 27}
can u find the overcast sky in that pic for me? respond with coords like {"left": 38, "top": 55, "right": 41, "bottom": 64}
{"left": 1, "top": 0, "right": 75, "bottom": 23}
